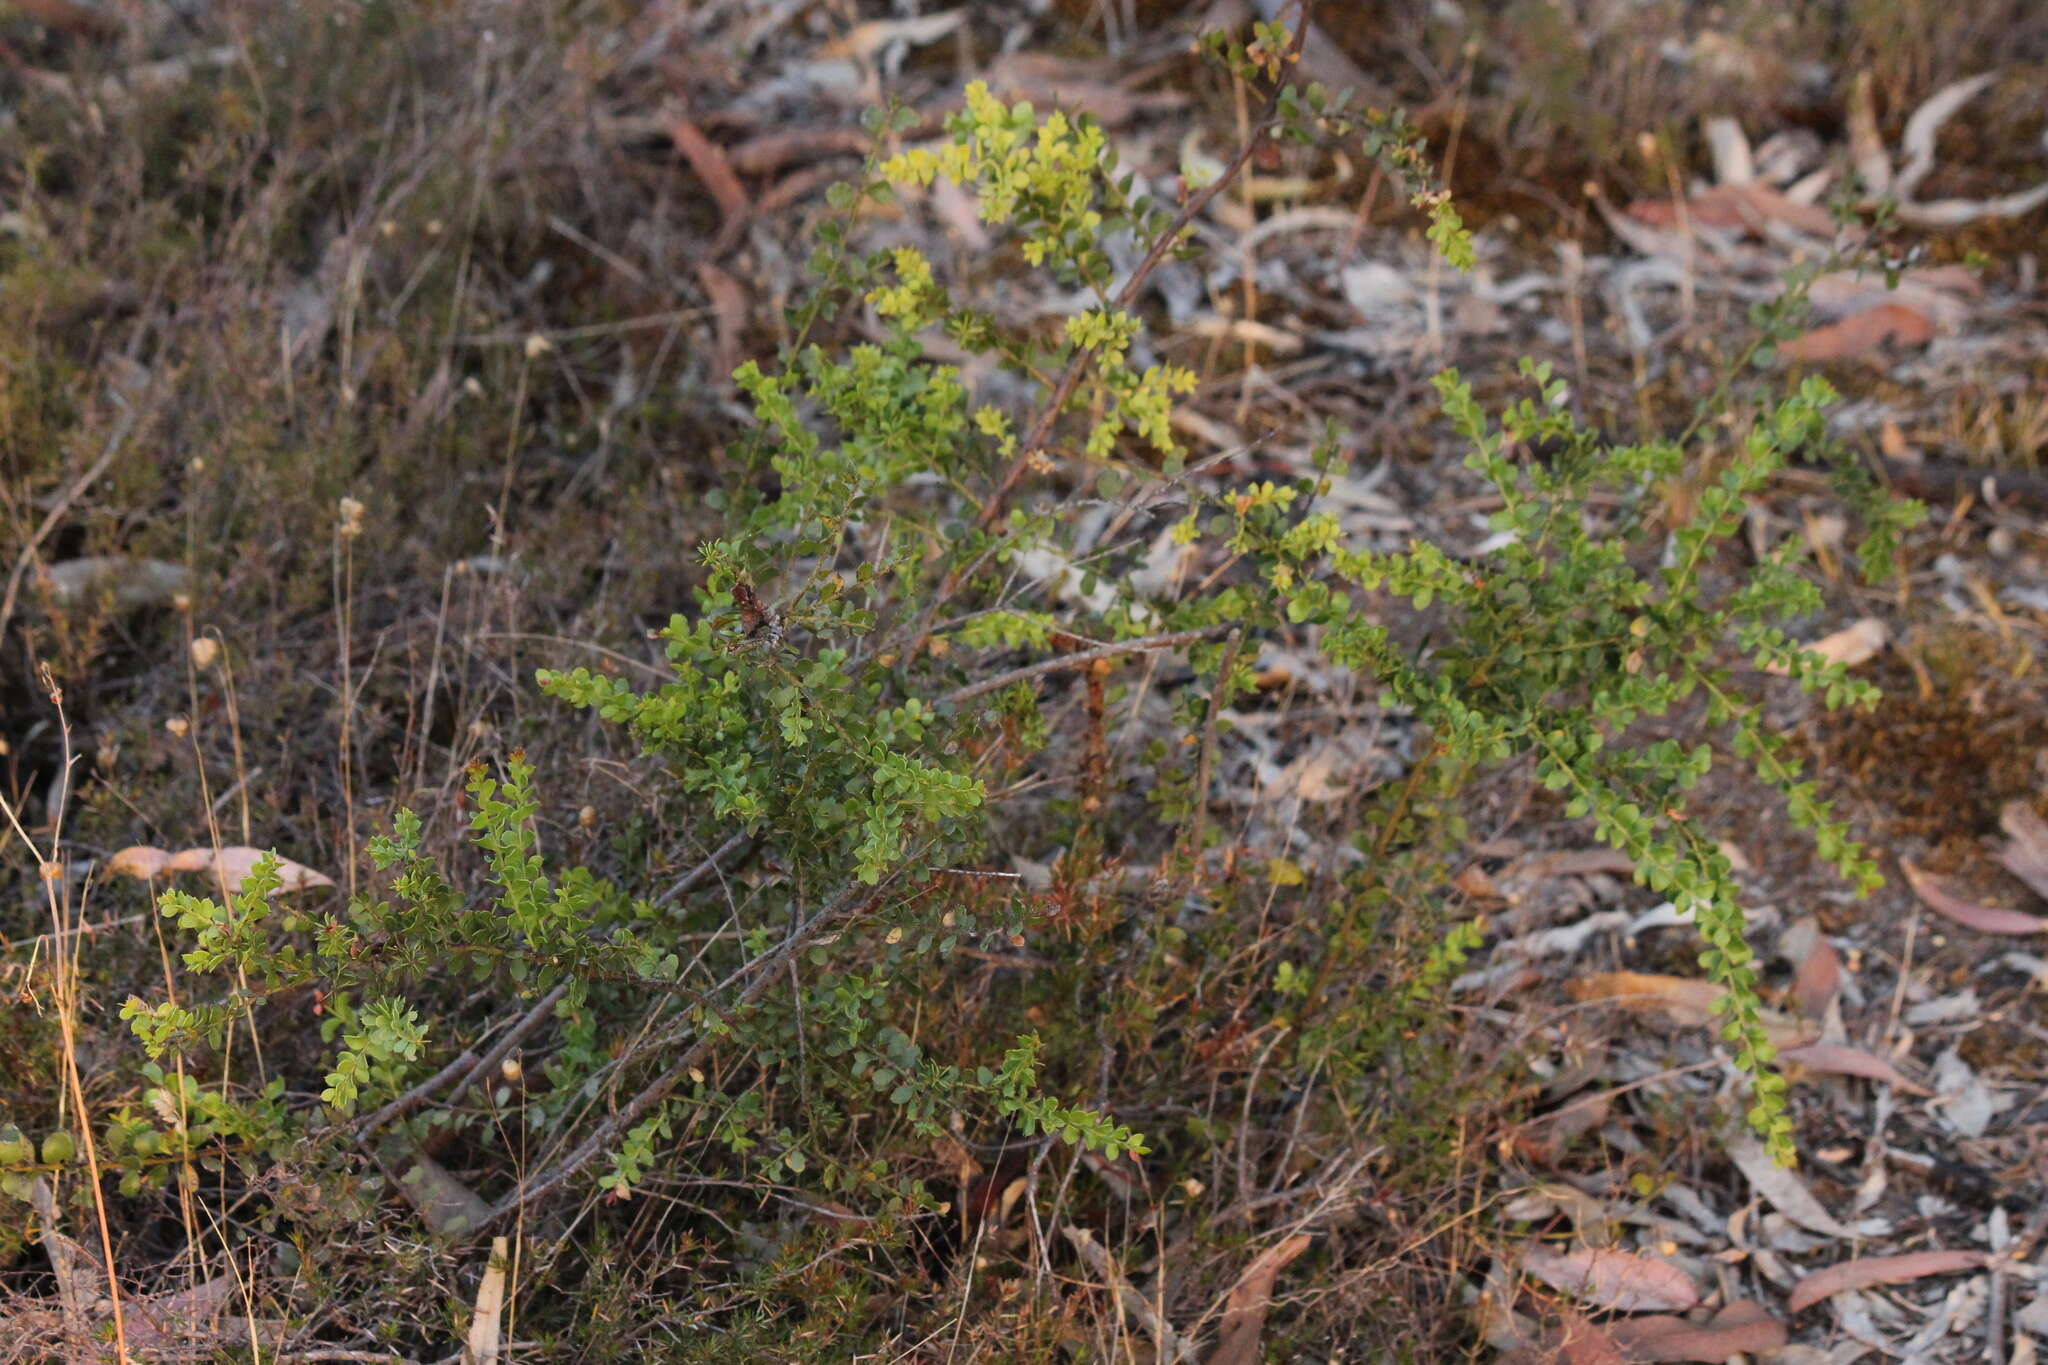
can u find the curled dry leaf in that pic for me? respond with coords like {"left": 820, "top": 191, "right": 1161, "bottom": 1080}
{"left": 1846, "top": 70, "right": 2048, "bottom": 225}
{"left": 1607, "top": 1301, "right": 1787, "bottom": 1362}
{"left": 1894, "top": 74, "right": 1999, "bottom": 200}
{"left": 105, "top": 845, "right": 334, "bottom": 894}
{"left": 1899, "top": 180, "right": 2048, "bottom": 228}
{"left": 203, "top": 847, "right": 336, "bottom": 894}
{"left": 1568, "top": 971, "right": 1723, "bottom": 1026}
{"left": 1900, "top": 859, "right": 2046, "bottom": 935}
{"left": 106, "top": 846, "right": 172, "bottom": 880}
{"left": 1786, "top": 1250, "right": 1987, "bottom": 1313}
{"left": 1520, "top": 1245, "right": 1701, "bottom": 1313}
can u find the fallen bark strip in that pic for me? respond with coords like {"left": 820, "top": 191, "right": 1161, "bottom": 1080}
{"left": 1877, "top": 452, "right": 2048, "bottom": 511}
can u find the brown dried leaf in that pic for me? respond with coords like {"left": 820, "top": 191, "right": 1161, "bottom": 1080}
{"left": 106, "top": 846, "right": 172, "bottom": 880}
{"left": 1779, "top": 1043, "right": 1930, "bottom": 1096}
{"left": 1511, "top": 1094, "right": 1612, "bottom": 1166}
{"left": 1901, "top": 859, "right": 2047, "bottom": 935}
{"left": 1787, "top": 921, "right": 1841, "bottom": 1017}
{"left": 1725, "top": 1132, "right": 1862, "bottom": 1238}
{"left": 1454, "top": 864, "right": 1504, "bottom": 901}
{"left": 1209, "top": 1234, "right": 1313, "bottom": 1365}
{"left": 1520, "top": 849, "right": 1638, "bottom": 880}
{"left": 203, "top": 847, "right": 335, "bottom": 894}
{"left": 694, "top": 261, "right": 748, "bottom": 390}
{"left": 1880, "top": 419, "right": 1912, "bottom": 459}
{"left": 1566, "top": 972, "right": 1812, "bottom": 1048}
{"left": 666, "top": 115, "right": 749, "bottom": 251}
{"left": 1568, "top": 971, "right": 1723, "bottom": 1026}
{"left": 725, "top": 128, "right": 871, "bottom": 177}
{"left": 1807, "top": 267, "right": 1979, "bottom": 325}
{"left": 1554, "top": 1309, "right": 1627, "bottom": 1365}
{"left": 1779, "top": 304, "right": 1935, "bottom": 362}
{"left": 1804, "top": 617, "right": 1889, "bottom": 669}
{"left": 124, "top": 846, "right": 333, "bottom": 893}
{"left": 1521, "top": 1245, "right": 1701, "bottom": 1313}
{"left": 1996, "top": 801, "right": 2048, "bottom": 901}
{"left": 1625, "top": 184, "right": 1835, "bottom": 237}
{"left": 1786, "top": 1250, "right": 1987, "bottom": 1313}
{"left": 1608, "top": 1301, "right": 1787, "bottom": 1362}
{"left": 816, "top": 9, "right": 964, "bottom": 62}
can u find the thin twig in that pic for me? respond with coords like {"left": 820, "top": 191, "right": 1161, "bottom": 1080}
{"left": 0, "top": 402, "right": 141, "bottom": 645}
{"left": 477, "top": 873, "right": 899, "bottom": 1231}
{"left": 3, "top": 681, "right": 129, "bottom": 1361}
{"left": 351, "top": 984, "right": 569, "bottom": 1138}
{"left": 1060, "top": 1225, "right": 1197, "bottom": 1362}
{"left": 937, "top": 625, "right": 1234, "bottom": 708}
{"left": 654, "top": 830, "right": 753, "bottom": 909}
{"left": 1189, "top": 628, "right": 1244, "bottom": 859}
{"left": 355, "top": 828, "right": 752, "bottom": 1142}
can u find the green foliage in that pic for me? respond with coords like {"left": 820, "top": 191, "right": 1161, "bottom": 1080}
{"left": 1294, "top": 360, "right": 1899, "bottom": 1158}
{"left": 320, "top": 996, "right": 429, "bottom": 1115}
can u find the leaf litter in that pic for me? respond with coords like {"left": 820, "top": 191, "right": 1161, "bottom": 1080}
{"left": 9, "top": 1, "right": 2047, "bottom": 1360}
